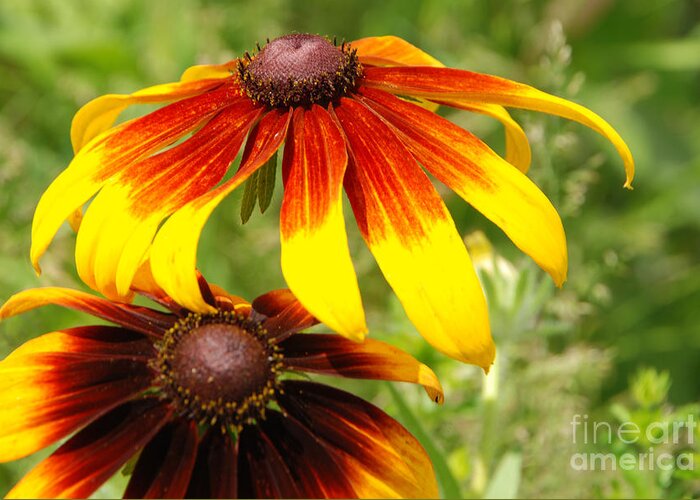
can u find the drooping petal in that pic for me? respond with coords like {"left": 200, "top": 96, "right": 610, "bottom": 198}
{"left": 352, "top": 35, "right": 442, "bottom": 67}
{"left": 237, "top": 421, "right": 301, "bottom": 499}
{"left": 445, "top": 100, "right": 532, "bottom": 172}
{"left": 32, "top": 84, "right": 240, "bottom": 274}
{"left": 256, "top": 410, "right": 357, "bottom": 497}
{"left": 150, "top": 109, "right": 290, "bottom": 313}
{"left": 353, "top": 37, "right": 530, "bottom": 169}
{"left": 72, "top": 66, "right": 236, "bottom": 151}
{"left": 0, "top": 326, "right": 152, "bottom": 462}
{"left": 333, "top": 97, "right": 494, "bottom": 368}
{"left": 253, "top": 289, "right": 318, "bottom": 341}
{"left": 185, "top": 428, "right": 238, "bottom": 499}
{"left": 6, "top": 399, "right": 172, "bottom": 499}
{"left": 280, "top": 333, "right": 444, "bottom": 404}
{"left": 0, "top": 287, "right": 174, "bottom": 336}
{"left": 279, "top": 381, "right": 439, "bottom": 499}
{"left": 363, "top": 66, "right": 635, "bottom": 187}
{"left": 360, "top": 87, "right": 567, "bottom": 286}
{"left": 280, "top": 105, "right": 366, "bottom": 341}
{"left": 74, "top": 99, "right": 261, "bottom": 301}
{"left": 123, "top": 419, "right": 198, "bottom": 499}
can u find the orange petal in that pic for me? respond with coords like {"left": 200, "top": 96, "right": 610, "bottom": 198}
{"left": 32, "top": 85, "right": 239, "bottom": 275}
{"left": 363, "top": 66, "right": 634, "bottom": 187}
{"left": 281, "top": 334, "right": 444, "bottom": 404}
{"left": 360, "top": 87, "right": 567, "bottom": 286}
{"left": 0, "top": 326, "right": 152, "bottom": 462}
{"left": 123, "top": 420, "right": 198, "bottom": 499}
{"left": 253, "top": 289, "right": 318, "bottom": 341}
{"left": 71, "top": 66, "right": 235, "bottom": 152}
{"left": 0, "top": 287, "right": 174, "bottom": 336}
{"left": 74, "top": 99, "right": 261, "bottom": 301}
{"left": 334, "top": 97, "right": 494, "bottom": 369}
{"left": 280, "top": 106, "right": 366, "bottom": 341}
{"left": 279, "top": 381, "right": 439, "bottom": 499}
{"left": 352, "top": 35, "right": 442, "bottom": 67}
{"left": 150, "top": 109, "right": 290, "bottom": 313}
{"left": 6, "top": 400, "right": 172, "bottom": 499}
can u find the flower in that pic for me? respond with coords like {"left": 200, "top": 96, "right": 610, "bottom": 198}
{"left": 0, "top": 276, "right": 442, "bottom": 498}
{"left": 31, "top": 34, "right": 634, "bottom": 369}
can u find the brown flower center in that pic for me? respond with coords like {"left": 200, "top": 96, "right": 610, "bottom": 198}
{"left": 154, "top": 311, "right": 282, "bottom": 431}
{"left": 238, "top": 33, "right": 362, "bottom": 108}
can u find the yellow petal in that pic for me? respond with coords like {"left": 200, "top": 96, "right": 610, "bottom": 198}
{"left": 363, "top": 66, "right": 635, "bottom": 188}
{"left": 361, "top": 88, "right": 567, "bottom": 286}
{"left": 280, "top": 106, "right": 367, "bottom": 341}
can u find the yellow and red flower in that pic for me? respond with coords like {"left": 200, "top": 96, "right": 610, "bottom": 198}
{"left": 30, "top": 34, "right": 634, "bottom": 369}
{"left": 0, "top": 277, "right": 441, "bottom": 498}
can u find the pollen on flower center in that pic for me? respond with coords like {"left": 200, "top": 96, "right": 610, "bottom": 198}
{"left": 238, "top": 33, "right": 362, "bottom": 108}
{"left": 154, "top": 310, "right": 283, "bottom": 430}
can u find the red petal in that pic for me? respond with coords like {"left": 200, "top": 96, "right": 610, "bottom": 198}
{"left": 0, "top": 326, "right": 153, "bottom": 462}
{"left": 358, "top": 87, "right": 567, "bottom": 286}
{"left": 6, "top": 399, "right": 172, "bottom": 499}
{"left": 278, "top": 381, "right": 439, "bottom": 498}
{"left": 123, "top": 419, "right": 198, "bottom": 498}
{"left": 280, "top": 105, "right": 366, "bottom": 341}
{"left": 186, "top": 428, "right": 238, "bottom": 499}
{"left": 280, "top": 333, "right": 444, "bottom": 404}
{"left": 149, "top": 109, "right": 291, "bottom": 314}
{"left": 362, "top": 66, "right": 634, "bottom": 187}
{"left": 237, "top": 422, "right": 301, "bottom": 499}
{"left": 0, "top": 287, "right": 174, "bottom": 337}
{"left": 257, "top": 410, "right": 357, "bottom": 497}
{"left": 333, "top": 97, "right": 494, "bottom": 368}
{"left": 254, "top": 289, "right": 318, "bottom": 341}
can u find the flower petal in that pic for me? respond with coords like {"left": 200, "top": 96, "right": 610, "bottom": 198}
{"left": 0, "top": 327, "right": 152, "bottom": 462}
{"left": 123, "top": 419, "right": 198, "bottom": 499}
{"left": 32, "top": 84, "right": 239, "bottom": 274}
{"left": 352, "top": 35, "right": 442, "bottom": 67}
{"left": 74, "top": 99, "right": 261, "bottom": 301}
{"left": 150, "top": 109, "right": 291, "bottom": 313}
{"left": 185, "top": 428, "right": 238, "bottom": 499}
{"left": 334, "top": 97, "right": 494, "bottom": 368}
{"left": 6, "top": 399, "right": 172, "bottom": 499}
{"left": 0, "top": 287, "right": 174, "bottom": 336}
{"left": 257, "top": 410, "right": 357, "bottom": 497}
{"left": 253, "top": 289, "right": 318, "bottom": 341}
{"left": 179, "top": 60, "right": 237, "bottom": 83}
{"left": 280, "top": 105, "right": 366, "bottom": 341}
{"left": 363, "top": 66, "right": 635, "bottom": 187}
{"left": 446, "top": 100, "right": 532, "bottom": 172}
{"left": 281, "top": 334, "right": 444, "bottom": 404}
{"left": 237, "top": 420, "right": 301, "bottom": 498}
{"left": 71, "top": 69, "right": 235, "bottom": 151}
{"left": 360, "top": 87, "right": 567, "bottom": 286}
{"left": 279, "top": 381, "right": 439, "bottom": 499}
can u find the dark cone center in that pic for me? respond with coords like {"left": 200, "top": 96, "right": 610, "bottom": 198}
{"left": 249, "top": 34, "right": 343, "bottom": 83}
{"left": 171, "top": 323, "right": 269, "bottom": 403}
{"left": 239, "top": 33, "right": 362, "bottom": 107}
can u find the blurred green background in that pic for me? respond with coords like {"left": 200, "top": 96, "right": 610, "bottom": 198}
{"left": 1, "top": 0, "right": 699, "bottom": 497}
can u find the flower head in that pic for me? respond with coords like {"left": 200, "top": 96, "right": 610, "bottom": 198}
{"left": 31, "top": 34, "right": 634, "bottom": 369}
{"left": 0, "top": 277, "right": 441, "bottom": 498}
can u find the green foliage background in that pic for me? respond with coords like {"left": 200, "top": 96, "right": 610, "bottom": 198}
{"left": 0, "top": 0, "right": 698, "bottom": 497}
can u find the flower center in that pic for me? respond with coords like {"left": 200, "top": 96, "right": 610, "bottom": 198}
{"left": 154, "top": 311, "right": 282, "bottom": 431}
{"left": 238, "top": 33, "right": 362, "bottom": 108}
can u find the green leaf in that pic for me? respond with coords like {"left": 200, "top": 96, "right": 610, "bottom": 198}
{"left": 257, "top": 152, "right": 277, "bottom": 214}
{"left": 240, "top": 170, "right": 259, "bottom": 224}
{"left": 483, "top": 452, "right": 522, "bottom": 499}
